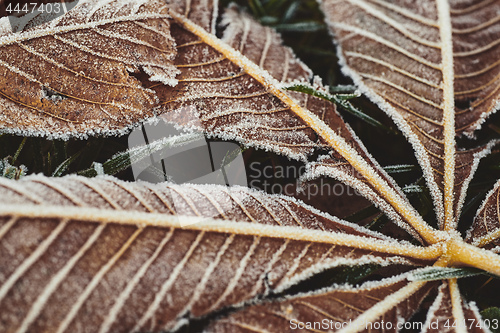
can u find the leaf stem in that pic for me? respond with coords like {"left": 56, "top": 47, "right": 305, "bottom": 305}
{"left": 0, "top": 204, "right": 443, "bottom": 261}
{"left": 448, "top": 279, "right": 468, "bottom": 333}
{"left": 437, "top": 0, "right": 456, "bottom": 231}
{"left": 447, "top": 239, "right": 500, "bottom": 277}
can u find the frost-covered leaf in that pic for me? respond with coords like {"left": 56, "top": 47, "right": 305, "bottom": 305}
{"left": 149, "top": 4, "right": 437, "bottom": 243}
{"left": 0, "top": 0, "right": 435, "bottom": 242}
{"left": 207, "top": 272, "right": 437, "bottom": 333}
{"left": 466, "top": 179, "right": 500, "bottom": 251}
{"left": 2, "top": 1, "right": 500, "bottom": 332}
{"left": 0, "top": 0, "right": 178, "bottom": 138}
{"left": 218, "top": 7, "right": 421, "bottom": 239}
{"left": 423, "top": 280, "right": 489, "bottom": 333}
{"left": 0, "top": 174, "right": 433, "bottom": 333}
{"left": 320, "top": 0, "right": 500, "bottom": 230}
{"left": 218, "top": 5, "right": 312, "bottom": 84}
{"left": 164, "top": 0, "right": 218, "bottom": 34}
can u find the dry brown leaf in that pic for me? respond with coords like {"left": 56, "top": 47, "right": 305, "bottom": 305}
{"left": 0, "top": 0, "right": 431, "bottom": 242}
{"left": 148, "top": 5, "right": 433, "bottom": 242}
{"left": 466, "top": 179, "right": 500, "bottom": 251}
{"left": 218, "top": 6, "right": 419, "bottom": 237}
{"left": 423, "top": 280, "right": 488, "bottom": 333}
{"left": 0, "top": 0, "right": 178, "bottom": 137}
{"left": 0, "top": 0, "right": 443, "bottom": 245}
{"left": 0, "top": 175, "right": 430, "bottom": 333}
{"left": 320, "top": 0, "right": 500, "bottom": 229}
{"left": 219, "top": 5, "right": 312, "bottom": 83}
{"left": 206, "top": 273, "right": 437, "bottom": 333}
{"left": 1, "top": 1, "right": 500, "bottom": 332}
{"left": 164, "top": 0, "right": 218, "bottom": 34}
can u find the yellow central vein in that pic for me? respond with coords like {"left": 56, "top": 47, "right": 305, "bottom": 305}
{"left": 437, "top": 0, "right": 456, "bottom": 231}
{"left": 168, "top": 11, "right": 439, "bottom": 244}
{"left": 0, "top": 204, "right": 442, "bottom": 261}
{"left": 338, "top": 280, "right": 428, "bottom": 333}
{"left": 447, "top": 239, "right": 500, "bottom": 277}
{"left": 448, "top": 279, "right": 467, "bottom": 333}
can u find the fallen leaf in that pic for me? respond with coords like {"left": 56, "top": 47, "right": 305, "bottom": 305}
{"left": 320, "top": 0, "right": 500, "bottom": 229}
{"left": 0, "top": 175, "right": 428, "bottom": 332}
{"left": 1, "top": 0, "right": 500, "bottom": 332}
{"left": 0, "top": 0, "right": 178, "bottom": 138}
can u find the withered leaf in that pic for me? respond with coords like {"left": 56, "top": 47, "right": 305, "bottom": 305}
{"left": 466, "top": 179, "right": 500, "bottom": 251}
{"left": 0, "top": 0, "right": 437, "bottom": 242}
{"left": 2, "top": 1, "right": 500, "bottom": 332}
{"left": 207, "top": 273, "right": 437, "bottom": 333}
{"left": 154, "top": 5, "right": 435, "bottom": 242}
{"left": 423, "top": 280, "right": 488, "bottom": 333}
{"left": 219, "top": 5, "right": 312, "bottom": 83}
{"left": 0, "top": 175, "right": 431, "bottom": 333}
{"left": 218, "top": 6, "right": 419, "bottom": 238}
{"left": 320, "top": 0, "right": 500, "bottom": 229}
{"left": 164, "top": 0, "right": 218, "bottom": 34}
{"left": 0, "top": 0, "right": 178, "bottom": 138}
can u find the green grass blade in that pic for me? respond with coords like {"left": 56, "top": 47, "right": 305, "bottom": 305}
{"left": 384, "top": 164, "right": 419, "bottom": 174}
{"left": 274, "top": 21, "right": 325, "bottom": 32}
{"left": 284, "top": 83, "right": 392, "bottom": 132}
{"left": 78, "top": 132, "right": 203, "bottom": 177}
{"left": 52, "top": 152, "right": 82, "bottom": 177}
{"left": 12, "top": 137, "right": 27, "bottom": 164}
{"left": 408, "top": 267, "right": 487, "bottom": 281}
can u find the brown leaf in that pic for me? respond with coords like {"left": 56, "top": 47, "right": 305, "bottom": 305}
{"left": 466, "top": 179, "right": 500, "bottom": 251}
{"left": 219, "top": 6, "right": 424, "bottom": 240}
{"left": 2, "top": 2, "right": 500, "bottom": 332}
{"left": 206, "top": 273, "right": 437, "bottom": 333}
{"left": 0, "top": 0, "right": 178, "bottom": 138}
{"left": 320, "top": 0, "right": 500, "bottom": 230}
{"left": 0, "top": 175, "right": 431, "bottom": 333}
{"left": 423, "top": 280, "right": 488, "bottom": 333}
{"left": 164, "top": 0, "right": 218, "bottom": 34}
{"left": 219, "top": 5, "right": 312, "bottom": 83}
{"left": 155, "top": 9, "right": 323, "bottom": 161}
{"left": 451, "top": 0, "right": 500, "bottom": 136}
{"left": 151, "top": 5, "right": 435, "bottom": 242}
{"left": 0, "top": 0, "right": 435, "bottom": 241}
